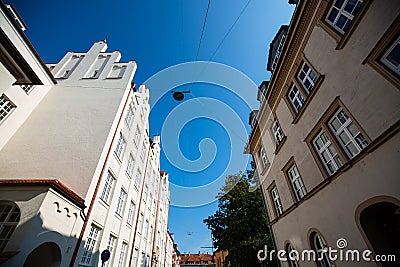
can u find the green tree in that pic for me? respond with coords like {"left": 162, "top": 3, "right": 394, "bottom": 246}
{"left": 204, "top": 166, "right": 277, "bottom": 267}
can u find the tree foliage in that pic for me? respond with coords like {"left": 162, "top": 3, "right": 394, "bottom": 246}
{"left": 204, "top": 166, "right": 276, "bottom": 266}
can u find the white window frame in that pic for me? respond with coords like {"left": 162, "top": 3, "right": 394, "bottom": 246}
{"left": 328, "top": 108, "right": 368, "bottom": 158}
{"left": 134, "top": 126, "right": 141, "bottom": 146}
{"left": 20, "top": 84, "right": 34, "bottom": 94}
{"left": 80, "top": 224, "right": 101, "bottom": 265}
{"left": 100, "top": 172, "right": 115, "bottom": 203}
{"left": 138, "top": 213, "right": 144, "bottom": 234}
{"left": 124, "top": 105, "right": 134, "bottom": 128}
{"left": 126, "top": 154, "right": 135, "bottom": 178}
{"left": 115, "top": 188, "right": 127, "bottom": 215}
{"left": 325, "top": 0, "right": 363, "bottom": 34}
{"left": 286, "top": 243, "right": 299, "bottom": 267}
{"left": 272, "top": 121, "right": 284, "bottom": 145}
{"left": 298, "top": 62, "right": 318, "bottom": 93}
{"left": 271, "top": 34, "right": 286, "bottom": 72}
{"left": 135, "top": 168, "right": 142, "bottom": 188}
{"left": 288, "top": 85, "right": 305, "bottom": 113}
{"left": 287, "top": 165, "right": 307, "bottom": 201}
{"left": 259, "top": 146, "right": 269, "bottom": 169}
{"left": 117, "top": 242, "right": 128, "bottom": 267}
{"left": 381, "top": 35, "right": 400, "bottom": 76}
{"left": 114, "top": 133, "right": 126, "bottom": 159}
{"left": 0, "top": 95, "right": 16, "bottom": 124}
{"left": 313, "top": 131, "right": 343, "bottom": 175}
{"left": 312, "top": 233, "right": 335, "bottom": 267}
{"left": 270, "top": 187, "right": 283, "bottom": 216}
{"left": 104, "top": 234, "right": 117, "bottom": 267}
{"left": 127, "top": 200, "right": 135, "bottom": 225}
{"left": 0, "top": 203, "right": 20, "bottom": 252}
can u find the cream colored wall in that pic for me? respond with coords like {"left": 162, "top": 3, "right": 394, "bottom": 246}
{"left": 0, "top": 186, "right": 84, "bottom": 267}
{"left": 253, "top": 0, "right": 400, "bottom": 265}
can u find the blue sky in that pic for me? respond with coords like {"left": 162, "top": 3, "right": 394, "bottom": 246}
{"left": 12, "top": 0, "right": 295, "bottom": 254}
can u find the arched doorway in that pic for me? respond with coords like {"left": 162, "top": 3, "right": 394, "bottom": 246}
{"left": 360, "top": 201, "right": 400, "bottom": 267}
{"left": 23, "top": 242, "right": 61, "bottom": 267}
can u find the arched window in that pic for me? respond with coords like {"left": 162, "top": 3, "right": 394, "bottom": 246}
{"left": 285, "top": 243, "right": 299, "bottom": 267}
{"left": 0, "top": 202, "right": 21, "bottom": 252}
{"left": 310, "top": 232, "right": 334, "bottom": 267}
{"left": 359, "top": 201, "right": 400, "bottom": 266}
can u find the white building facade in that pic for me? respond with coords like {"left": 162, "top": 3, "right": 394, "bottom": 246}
{"left": 0, "top": 2, "right": 170, "bottom": 267}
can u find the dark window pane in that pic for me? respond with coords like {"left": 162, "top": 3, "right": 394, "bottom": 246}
{"left": 343, "top": 19, "right": 351, "bottom": 32}
{"left": 344, "top": 0, "right": 357, "bottom": 13}
{"left": 353, "top": 1, "right": 362, "bottom": 15}
{"left": 386, "top": 44, "right": 400, "bottom": 67}
{"left": 328, "top": 8, "right": 339, "bottom": 23}
{"left": 334, "top": 0, "right": 345, "bottom": 9}
{"left": 336, "top": 15, "right": 348, "bottom": 30}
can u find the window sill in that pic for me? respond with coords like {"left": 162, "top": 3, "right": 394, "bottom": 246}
{"left": 106, "top": 77, "right": 123, "bottom": 79}
{"left": 260, "top": 164, "right": 270, "bottom": 176}
{"left": 113, "top": 152, "right": 123, "bottom": 164}
{"left": 274, "top": 136, "right": 287, "bottom": 155}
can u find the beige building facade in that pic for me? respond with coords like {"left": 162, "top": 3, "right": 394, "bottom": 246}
{"left": 246, "top": 0, "right": 400, "bottom": 266}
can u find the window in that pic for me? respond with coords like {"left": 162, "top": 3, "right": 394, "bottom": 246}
{"left": 20, "top": 85, "right": 34, "bottom": 94}
{"left": 143, "top": 220, "right": 149, "bottom": 239}
{"left": 56, "top": 55, "right": 84, "bottom": 78}
{"left": 287, "top": 165, "right": 307, "bottom": 201}
{"left": 286, "top": 243, "right": 299, "bottom": 267}
{"left": 381, "top": 36, "right": 400, "bottom": 77}
{"left": 117, "top": 242, "right": 128, "bottom": 267}
{"left": 288, "top": 85, "right": 305, "bottom": 113}
{"left": 100, "top": 171, "right": 115, "bottom": 203}
{"left": 134, "top": 126, "right": 141, "bottom": 146}
{"left": 272, "top": 121, "right": 284, "bottom": 145}
{"left": 325, "top": 0, "right": 363, "bottom": 34}
{"left": 270, "top": 186, "right": 283, "bottom": 216}
{"left": 271, "top": 34, "right": 286, "bottom": 72}
{"left": 132, "top": 248, "right": 139, "bottom": 267}
{"left": 109, "top": 65, "right": 127, "bottom": 79}
{"left": 80, "top": 224, "right": 101, "bottom": 265}
{"left": 125, "top": 105, "right": 134, "bottom": 128}
{"left": 115, "top": 188, "right": 127, "bottom": 215}
{"left": 135, "top": 168, "right": 142, "bottom": 188}
{"left": 143, "top": 185, "right": 148, "bottom": 204}
{"left": 298, "top": 62, "right": 318, "bottom": 92}
{"left": 0, "top": 95, "right": 16, "bottom": 124}
{"left": 0, "top": 203, "right": 20, "bottom": 252}
{"left": 138, "top": 213, "right": 144, "bottom": 234}
{"left": 310, "top": 232, "right": 334, "bottom": 267}
{"left": 114, "top": 133, "right": 126, "bottom": 159}
{"left": 313, "top": 131, "right": 343, "bottom": 175}
{"left": 104, "top": 235, "right": 117, "bottom": 267}
{"left": 259, "top": 146, "right": 269, "bottom": 169}
{"left": 86, "top": 55, "right": 110, "bottom": 79}
{"left": 126, "top": 154, "right": 135, "bottom": 177}
{"left": 140, "top": 146, "right": 146, "bottom": 162}
{"left": 127, "top": 200, "right": 135, "bottom": 225}
{"left": 328, "top": 108, "right": 368, "bottom": 158}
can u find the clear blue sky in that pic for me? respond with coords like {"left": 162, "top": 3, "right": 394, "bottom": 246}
{"left": 12, "top": 0, "right": 295, "bottom": 254}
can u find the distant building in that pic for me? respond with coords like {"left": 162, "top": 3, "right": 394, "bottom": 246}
{"left": 246, "top": 0, "right": 400, "bottom": 267}
{"left": 180, "top": 253, "right": 214, "bottom": 267}
{"left": 0, "top": 1, "right": 170, "bottom": 266}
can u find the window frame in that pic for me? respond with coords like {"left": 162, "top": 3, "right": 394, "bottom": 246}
{"left": 0, "top": 202, "right": 20, "bottom": 252}
{"left": 309, "top": 231, "right": 335, "bottom": 267}
{"left": 100, "top": 171, "right": 116, "bottom": 204}
{"left": 127, "top": 200, "right": 136, "bottom": 226}
{"left": 80, "top": 224, "right": 101, "bottom": 265}
{"left": 282, "top": 158, "right": 307, "bottom": 202}
{"left": 258, "top": 146, "right": 270, "bottom": 170}
{"left": 267, "top": 183, "right": 283, "bottom": 217}
{"left": 319, "top": 0, "right": 371, "bottom": 49}
{"left": 115, "top": 188, "right": 127, "bottom": 216}
{"left": 117, "top": 242, "right": 128, "bottom": 267}
{"left": 305, "top": 98, "right": 371, "bottom": 179}
{"left": 126, "top": 154, "right": 135, "bottom": 178}
{"left": 312, "top": 130, "right": 343, "bottom": 175}
{"left": 114, "top": 132, "right": 126, "bottom": 160}
{"left": 0, "top": 94, "right": 16, "bottom": 125}
{"left": 363, "top": 15, "right": 400, "bottom": 89}
{"left": 104, "top": 234, "right": 117, "bottom": 267}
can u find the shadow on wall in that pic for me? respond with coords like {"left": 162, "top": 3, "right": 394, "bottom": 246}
{"left": 0, "top": 205, "right": 98, "bottom": 267}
